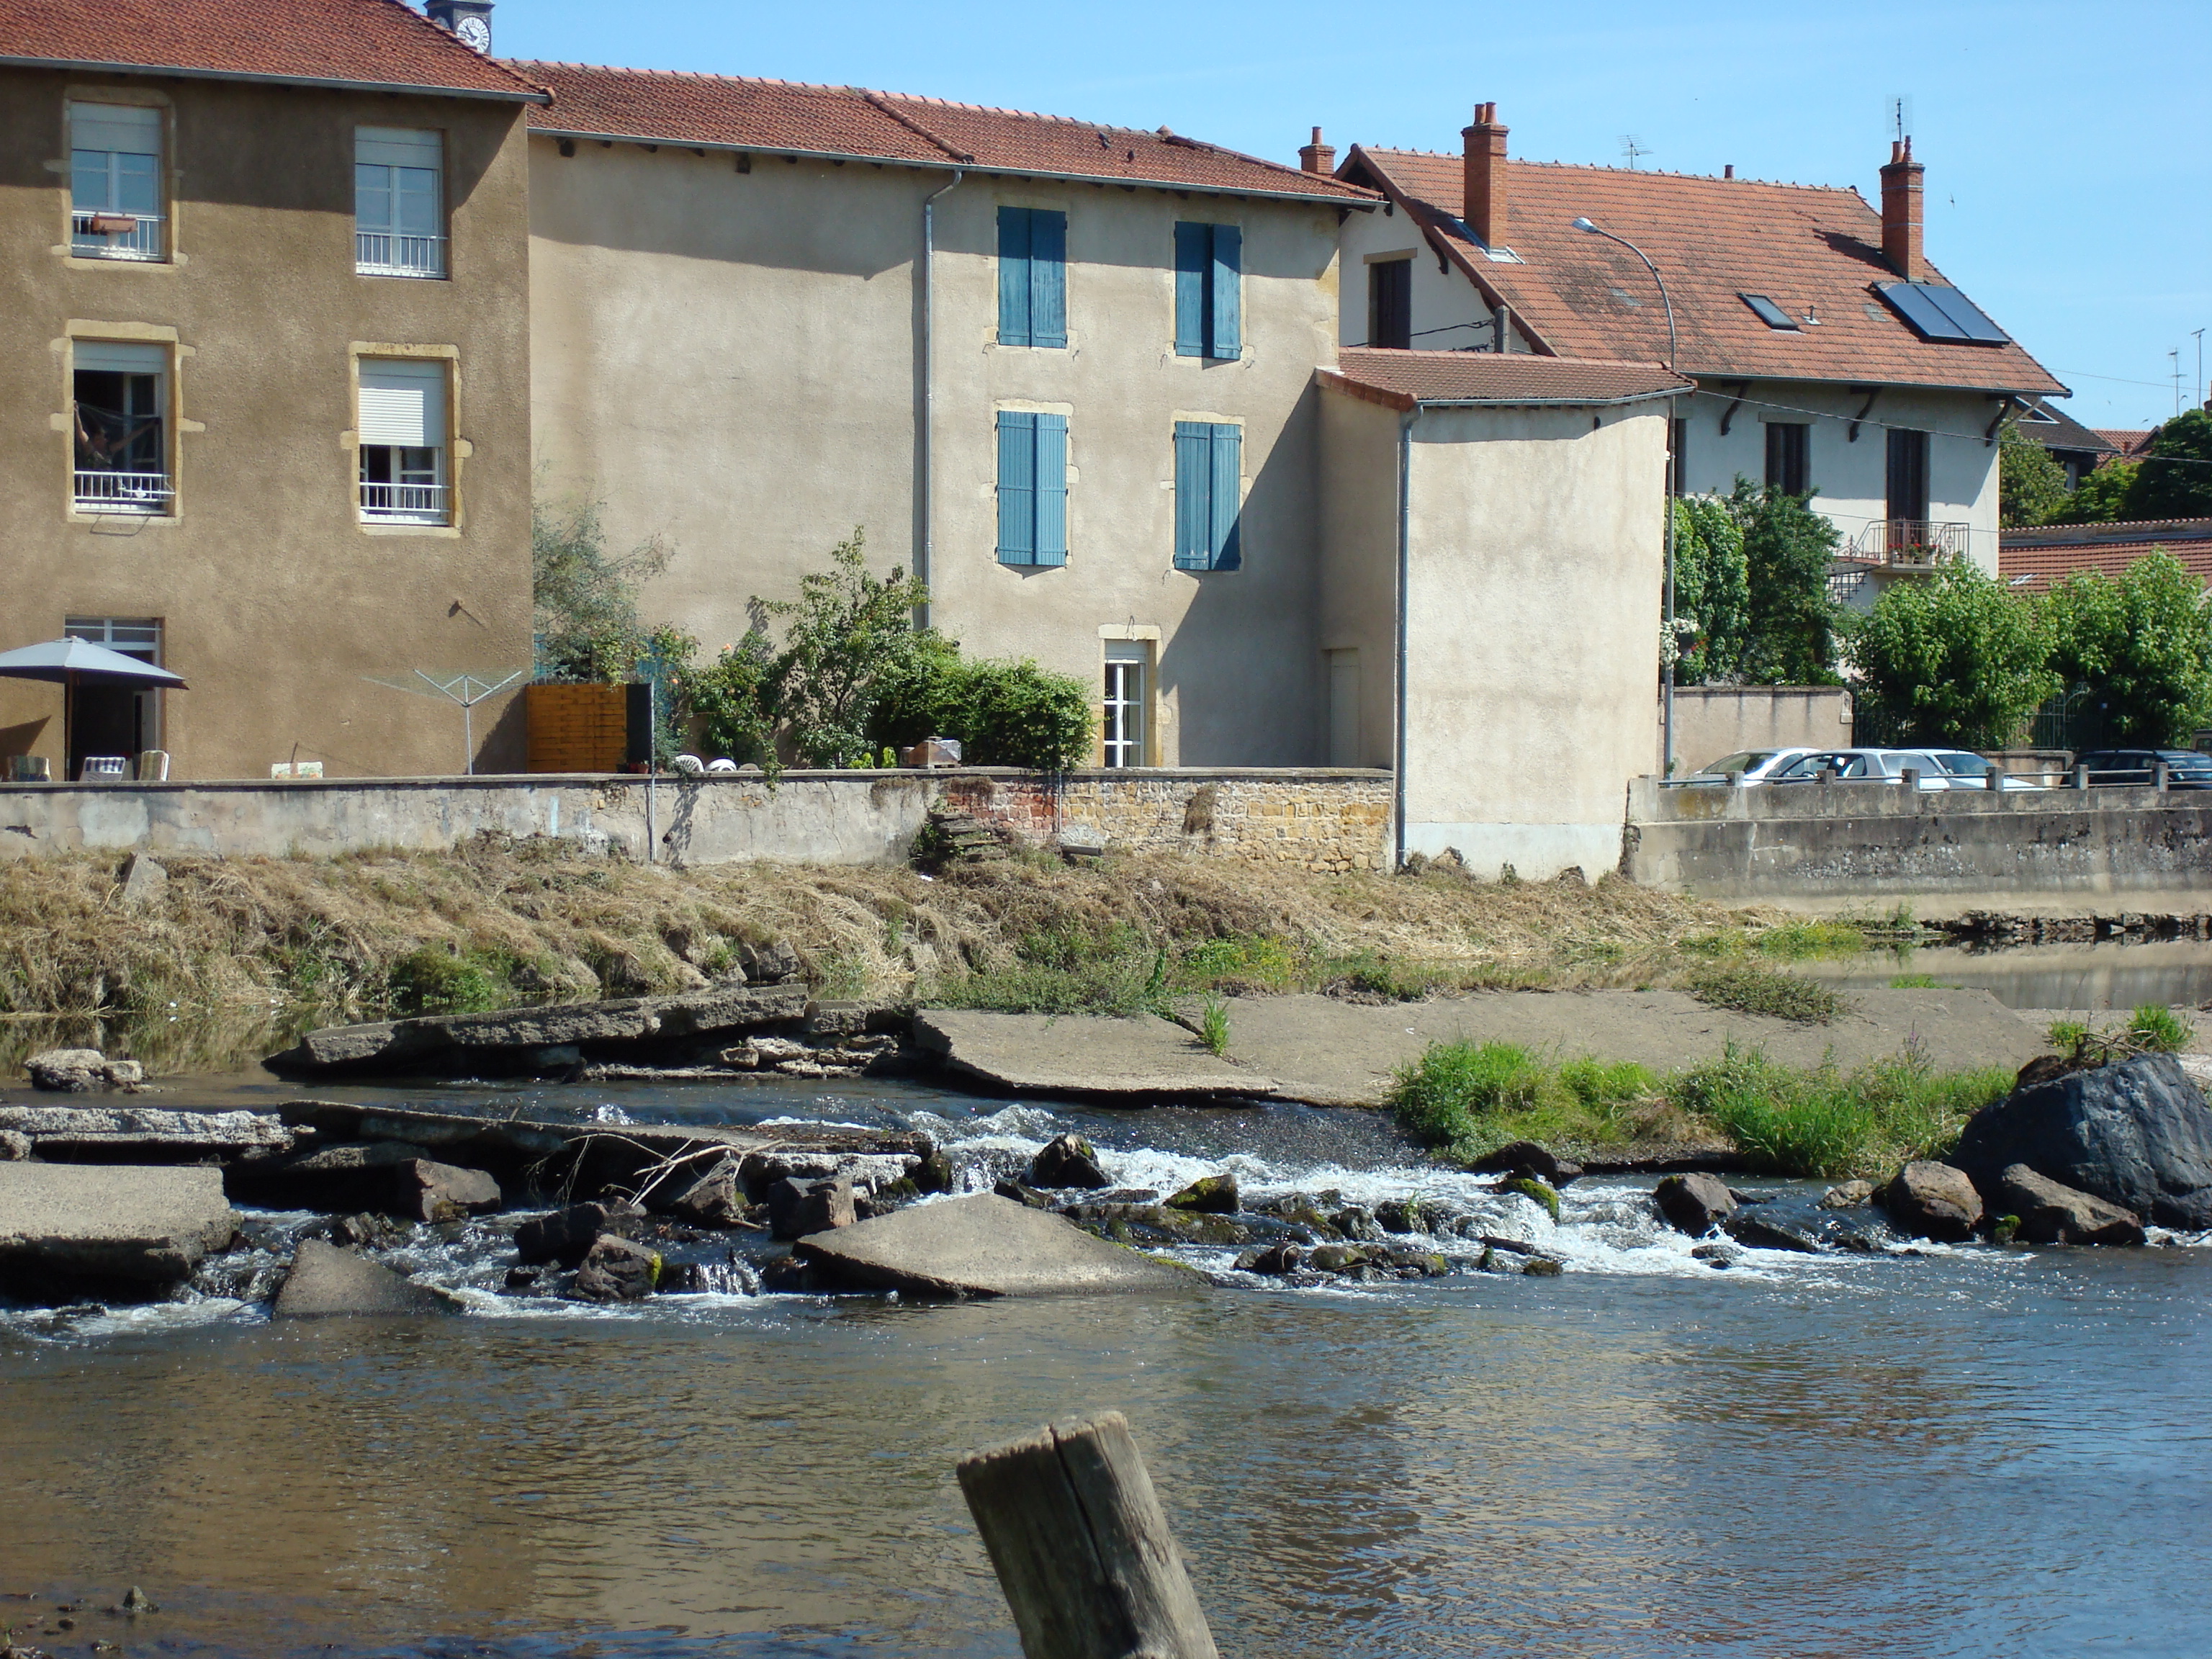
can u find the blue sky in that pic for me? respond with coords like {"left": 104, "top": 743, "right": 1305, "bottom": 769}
{"left": 496, "top": 0, "right": 2209, "bottom": 429}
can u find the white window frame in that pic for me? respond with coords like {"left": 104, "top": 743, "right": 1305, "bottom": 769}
{"left": 355, "top": 127, "right": 446, "bottom": 278}
{"left": 357, "top": 358, "right": 451, "bottom": 525}
{"left": 1102, "top": 642, "right": 1151, "bottom": 768}
{"left": 69, "top": 102, "right": 165, "bottom": 261}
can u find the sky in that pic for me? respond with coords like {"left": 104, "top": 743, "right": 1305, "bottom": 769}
{"left": 493, "top": 0, "right": 2210, "bottom": 430}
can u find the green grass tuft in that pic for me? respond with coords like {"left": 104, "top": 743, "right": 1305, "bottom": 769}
{"left": 2125, "top": 1002, "right": 2192, "bottom": 1055}
{"left": 1198, "top": 993, "right": 1232, "bottom": 1057}
{"left": 1753, "top": 920, "right": 1868, "bottom": 961}
{"left": 1688, "top": 962, "right": 1845, "bottom": 1024}
{"left": 1668, "top": 1043, "right": 2010, "bottom": 1179}
{"left": 1889, "top": 973, "right": 1960, "bottom": 989}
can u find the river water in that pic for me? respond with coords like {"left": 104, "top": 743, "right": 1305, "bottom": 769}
{"left": 4, "top": 1074, "right": 2210, "bottom": 1659}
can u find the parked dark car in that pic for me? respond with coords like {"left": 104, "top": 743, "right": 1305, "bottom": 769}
{"left": 2070, "top": 749, "right": 2212, "bottom": 788}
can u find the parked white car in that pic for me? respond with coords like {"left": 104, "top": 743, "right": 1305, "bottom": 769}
{"left": 1925, "top": 749, "right": 2046, "bottom": 791}
{"left": 1673, "top": 747, "right": 1818, "bottom": 785}
{"left": 1764, "top": 748, "right": 1995, "bottom": 789}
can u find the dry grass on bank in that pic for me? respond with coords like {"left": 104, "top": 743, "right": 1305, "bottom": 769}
{"left": 0, "top": 840, "right": 1791, "bottom": 1033}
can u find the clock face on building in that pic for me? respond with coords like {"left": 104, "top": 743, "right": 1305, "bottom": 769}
{"left": 455, "top": 14, "right": 490, "bottom": 50}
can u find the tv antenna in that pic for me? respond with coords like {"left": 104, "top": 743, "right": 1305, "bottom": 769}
{"left": 1887, "top": 94, "right": 1914, "bottom": 143}
{"left": 1619, "top": 135, "right": 1650, "bottom": 169}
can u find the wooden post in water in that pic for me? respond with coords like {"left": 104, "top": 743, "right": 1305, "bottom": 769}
{"left": 956, "top": 1411, "right": 1218, "bottom": 1659}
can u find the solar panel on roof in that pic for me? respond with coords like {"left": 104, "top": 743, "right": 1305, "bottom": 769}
{"left": 1739, "top": 293, "right": 1801, "bottom": 331}
{"left": 1874, "top": 281, "right": 2011, "bottom": 345}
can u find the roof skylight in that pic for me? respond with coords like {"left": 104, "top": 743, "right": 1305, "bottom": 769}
{"left": 1739, "top": 293, "right": 1801, "bottom": 331}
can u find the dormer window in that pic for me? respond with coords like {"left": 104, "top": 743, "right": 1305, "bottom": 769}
{"left": 1740, "top": 293, "right": 1801, "bottom": 331}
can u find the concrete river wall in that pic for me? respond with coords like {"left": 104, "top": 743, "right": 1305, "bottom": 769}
{"left": 1622, "top": 775, "right": 2212, "bottom": 901}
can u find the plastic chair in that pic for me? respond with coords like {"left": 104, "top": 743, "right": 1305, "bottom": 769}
{"left": 7, "top": 755, "right": 52, "bottom": 783}
{"left": 135, "top": 750, "right": 170, "bottom": 782}
{"left": 81, "top": 755, "right": 128, "bottom": 783}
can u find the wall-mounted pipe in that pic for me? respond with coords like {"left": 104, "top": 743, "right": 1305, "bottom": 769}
{"left": 1394, "top": 407, "right": 1418, "bottom": 871}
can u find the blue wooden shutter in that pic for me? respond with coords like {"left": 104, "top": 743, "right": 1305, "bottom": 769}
{"left": 997, "top": 410, "right": 1036, "bottom": 564}
{"left": 1208, "top": 423, "right": 1242, "bottom": 569}
{"left": 997, "top": 207, "right": 1032, "bottom": 347}
{"left": 1030, "top": 210, "right": 1067, "bottom": 349}
{"left": 1209, "top": 225, "right": 1241, "bottom": 359}
{"left": 1173, "top": 421, "right": 1210, "bottom": 569}
{"left": 1174, "top": 222, "right": 1208, "bottom": 357}
{"left": 1034, "top": 414, "right": 1069, "bottom": 565}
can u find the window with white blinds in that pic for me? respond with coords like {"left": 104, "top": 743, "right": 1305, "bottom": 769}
{"left": 357, "top": 359, "right": 449, "bottom": 523}
{"left": 355, "top": 127, "right": 445, "bottom": 277}
{"left": 70, "top": 102, "right": 164, "bottom": 259}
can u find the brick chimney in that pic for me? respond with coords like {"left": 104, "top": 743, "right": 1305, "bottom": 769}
{"left": 1462, "top": 102, "right": 1508, "bottom": 248}
{"left": 1299, "top": 125, "right": 1336, "bottom": 175}
{"left": 1880, "top": 137, "right": 1925, "bottom": 280}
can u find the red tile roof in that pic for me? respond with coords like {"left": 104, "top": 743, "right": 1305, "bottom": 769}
{"left": 1344, "top": 148, "right": 2062, "bottom": 396}
{"left": 0, "top": 0, "right": 544, "bottom": 99}
{"left": 2091, "top": 428, "right": 2157, "bottom": 462}
{"left": 1322, "top": 347, "right": 1690, "bottom": 410}
{"left": 1999, "top": 518, "right": 2212, "bottom": 592}
{"left": 513, "top": 60, "right": 1376, "bottom": 203}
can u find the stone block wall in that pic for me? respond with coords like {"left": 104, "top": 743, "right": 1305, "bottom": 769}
{"left": 935, "top": 770, "right": 1393, "bottom": 873}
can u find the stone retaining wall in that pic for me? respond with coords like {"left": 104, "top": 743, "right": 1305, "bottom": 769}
{"left": 0, "top": 768, "right": 1394, "bottom": 872}
{"left": 940, "top": 770, "right": 1393, "bottom": 873}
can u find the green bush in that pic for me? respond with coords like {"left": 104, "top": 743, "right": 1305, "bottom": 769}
{"left": 1754, "top": 920, "right": 1868, "bottom": 960}
{"left": 386, "top": 946, "right": 510, "bottom": 1016}
{"left": 2044, "top": 552, "right": 2212, "bottom": 746}
{"left": 1176, "top": 935, "right": 1299, "bottom": 994}
{"left": 1850, "top": 562, "right": 2059, "bottom": 750}
{"left": 876, "top": 649, "right": 1094, "bottom": 770}
{"left": 1390, "top": 1040, "right": 1547, "bottom": 1148}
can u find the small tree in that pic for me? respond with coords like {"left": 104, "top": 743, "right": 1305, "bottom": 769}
{"left": 1732, "top": 480, "right": 1844, "bottom": 685}
{"left": 1999, "top": 423, "right": 2069, "bottom": 528}
{"left": 1671, "top": 495, "right": 1750, "bottom": 684}
{"left": 531, "top": 489, "right": 673, "bottom": 682}
{"left": 2046, "top": 460, "right": 2139, "bottom": 526}
{"left": 2123, "top": 410, "right": 2212, "bottom": 521}
{"left": 757, "top": 528, "right": 932, "bottom": 767}
{"left": 872, "top": 645, "right": 1094, "bottom": 770}
{"left": 2045, "top": 550, "right": 2212, "bottom": 745}
{"left": 1851, "top": 562, "right": 2059, "bottom": 749}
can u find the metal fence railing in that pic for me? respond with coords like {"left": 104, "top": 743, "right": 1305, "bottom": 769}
{"left": 354, "top": 230, "right": 446, "bottom": 278}
{"left": 73, "top": 469, "right": 173, "bottom": 512}
{"left": 1848, "top": 519, "right": 1972, "bottom": 563}
{"left": 359, "top": 480, "right": 449, "bottom": 523}
{"left": 71, "top": 211, "right": 164, "bottom": 260}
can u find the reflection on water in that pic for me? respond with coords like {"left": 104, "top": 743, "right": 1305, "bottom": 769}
{"left": 3, "top": 1071, "right": 2210, "bottom": 1658}
{"left": 1807, "top": 938, "right": 2212, "bottom": 1010}
{"left": 4, "top": 1254, "right": 2208, "bottom": 1659}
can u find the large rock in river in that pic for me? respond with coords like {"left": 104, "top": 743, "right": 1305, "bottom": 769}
{"left": 0, "top": 1164, "right": 237, "bottom": 1299}
{"left": 1653, "top": 1172, "right": 1736, "bottom": 1236}
{"left": 1953, "top": 1054, "right": 2212, "bottom": 1230}
{"left": 793, "top": 1194, "right": 1202, "bottom": 1299}
{"left": 273, "top": 1239, "right": 457, "bottom": 1316}
{"left": 1995, "top": 1164, "right": 2146, "bottom": 1246}
{"left": 1882, "top": 1161, "right": 1982, "bottom": 1241}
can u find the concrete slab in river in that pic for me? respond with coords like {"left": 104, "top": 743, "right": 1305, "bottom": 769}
{"left": 0, "top": 1164, "right": 238, "bottom": 1295}
{"left": 795, "top": 1194, "right": 1205, "bottom": 1298}
{"left": 914, "top": 1010, "right": 1275, "bottom": 1100}
{"left": 925, "top": 989, "right": 2050, "bottom": 1107}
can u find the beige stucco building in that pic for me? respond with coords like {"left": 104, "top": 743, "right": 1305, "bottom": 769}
{"left": 0, "top": 0, "right": 543, "bottom": 781}
{"left": 520, "top": 64, "right": 1367, "bottom": 767}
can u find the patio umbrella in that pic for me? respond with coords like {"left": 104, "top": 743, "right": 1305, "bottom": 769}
{"left": 0, "top": 637, "right": 187, "bottom": 779}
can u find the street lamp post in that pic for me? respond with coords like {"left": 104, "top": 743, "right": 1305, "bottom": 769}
{"left": 1572, "top": 215, "right": 1682, "bottom": 777}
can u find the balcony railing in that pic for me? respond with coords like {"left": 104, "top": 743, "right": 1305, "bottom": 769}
{"left": 1848, "top": 519, "right": 1972, "bottom": 565}
{"left": 354, "top": 230, "right": 446, "bottom": 278}
{"left": 74, "top": 470, "right": 174, "bottom": 513}
{"left": 71, "top": 211, "right": 164, "bottom": 261}
{"left": 359, "top": 480, "right": 449, "bottom": 523}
